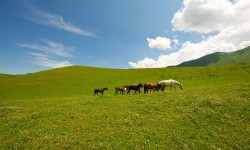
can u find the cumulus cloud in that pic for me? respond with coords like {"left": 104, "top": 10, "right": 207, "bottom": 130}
{"left": 129, "top": 0, "right": 250, "bottom": 68}
{"left": 171, "top": 0, "right": 236, "bottom": 33}
{"left": 18, "top": 40, "right": 74, "bottom": 68}
{"left": 25, "top": 6, "right": 96, "bottom": 37}
{"left": 146, "top": 36, "right": 172, "bottom": 50}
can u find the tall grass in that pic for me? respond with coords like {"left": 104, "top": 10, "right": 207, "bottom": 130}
{"left": 0, "top": 63, "right": 250, "bottom": 149}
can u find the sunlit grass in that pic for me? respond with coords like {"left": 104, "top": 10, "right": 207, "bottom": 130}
{"left": 0, "top": 63, "right": 250, "bottom": 149}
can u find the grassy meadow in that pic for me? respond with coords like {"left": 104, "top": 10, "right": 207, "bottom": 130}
{"left": 0, "top": 63, "right": 250, "bottom": 149}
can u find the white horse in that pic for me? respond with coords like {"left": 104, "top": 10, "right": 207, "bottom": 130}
{"left": 158, "top": 79, "right": 183, "bottom": 91}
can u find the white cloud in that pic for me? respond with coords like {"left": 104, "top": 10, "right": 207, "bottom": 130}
{"left": 146, "top": 36, "right": 172, "bottom": 50}
{"left": 129, "top": 0, "right": 250, "bottom": 68}
{"left": 26, "top": 7, "right": 96, "bottom": 37}
{"left": 171, "top": 0, "right": 250, "bottom": 33}
{"left": 130, "top": 22, "right": 250, "bottom": 68}
{"left": 171, "top": 0, "right": 236, "bottom": 33}
{"left": 129, "top": 57, "right": 157, "bottom": 68}
{"left": 18, "top": 40, "right": 74, "bottom": 58}
{"left": 29, "top": 52, "right": 72, "bottom": 68}
{"left": 173, "top": 39, "right": 179, "bottom": 45}
{"left": 18, "top": 40, "right": 74, "bottom": 68}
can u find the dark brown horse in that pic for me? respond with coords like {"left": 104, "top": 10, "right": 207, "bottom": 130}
{"left": 94, "top": 87, "right": 108, "bottom": 96}
{"left": 127, "top": 83, "right": 143, "bottom": 95}
{"left": 144, "top": 82, "right": 160, "bottom": 94}
{"left": 115, "top": 86, "right": 128, "bottom": 95}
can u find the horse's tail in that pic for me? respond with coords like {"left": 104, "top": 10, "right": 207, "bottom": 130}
{"left": 144, "top": 83, "right": 147, "bottom": 94}
{"left": 115, "top": 87, "right": 117, "bottom": 95}
{"left": 125, "top": 87, "right": 130, "bottom": 95}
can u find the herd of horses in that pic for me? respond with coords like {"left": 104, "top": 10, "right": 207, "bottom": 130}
{"left": 94, "top": 79, "right": 183, "bottom": 96}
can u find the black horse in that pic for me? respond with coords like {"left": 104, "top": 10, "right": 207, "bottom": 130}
{"left": 94, "top": 87, "right": 108, "bottom": 96}
{"left": 127, "top": 83, "right": 143, "bottom": 95}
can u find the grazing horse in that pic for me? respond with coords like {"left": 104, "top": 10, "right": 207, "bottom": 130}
{"left": 115, "top": 86, "right": 128, "bottom": 95}
{"left": 158, "top": 79, "right": 183, "bottom": 91}
{"left": 94, "top": 87, "right": 108, "bottom": 96}
{"left": 144, "top": 82, "right": 160, "bottom": 94}
{"left": 127, "top": 83, "right": 143, "bottom": 95}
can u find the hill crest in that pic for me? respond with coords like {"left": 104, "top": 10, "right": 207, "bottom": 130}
{"left": 175, "top": 46, "right": 250, "bottom": 67}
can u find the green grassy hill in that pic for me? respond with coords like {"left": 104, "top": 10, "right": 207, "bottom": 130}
{"left": 176, "top": 46, "right": 250, "bottom": 67}
{"left": 1, "top": 63, "right": 250, "bottom": 149}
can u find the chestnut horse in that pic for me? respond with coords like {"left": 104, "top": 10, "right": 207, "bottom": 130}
{"left": 94, "top": 87, "right": 108, "bottom": 96}
{"left": 144, "top": 82, "right": 160, "bottom": 94}
{"left": 115, "top": 86, "right": 128, "bottom": 95}
{"left": 127, "top": 83, "right": 143, "bottom": 95}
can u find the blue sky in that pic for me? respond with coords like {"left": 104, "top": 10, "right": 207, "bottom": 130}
{"left": 1, "top": 0, "right": 250, "bottom": 74}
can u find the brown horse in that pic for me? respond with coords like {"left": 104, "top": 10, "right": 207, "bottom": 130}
{"left": 115, "top": 86, "right": 128, "bottom": 95}
{"left": 144, "top": 82, "right": 160, "bottom": 94}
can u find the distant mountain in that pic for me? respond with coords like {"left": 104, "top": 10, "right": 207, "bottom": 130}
{"left": 176, "top": 46, "right": 250, "bottom": 67}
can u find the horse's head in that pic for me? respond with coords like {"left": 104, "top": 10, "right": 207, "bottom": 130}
{"left": 138, "top": 83, "right": 143, "bottom": 88}
{"left": 179, "top": 83, "right": 184, "bottom": 90}
{"left": 104, "top": 87, "right": 108, "bottom": 91}
{"left": 158, "top": 83, "right": 165, "bottom": 91}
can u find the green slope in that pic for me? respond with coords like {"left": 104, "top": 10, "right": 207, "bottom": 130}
{"left": 176, "top": 46, "right": 250, "bottom": 67}
{"left": 0, "top": 63, "right": 249, "bottom": 99}
{"left": 0, "top": 63, "right": 250, "bottom": 149}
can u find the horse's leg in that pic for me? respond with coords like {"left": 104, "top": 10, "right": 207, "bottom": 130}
{"left": 161, "top": 86, "right": 163, "bottom": 91}
{"left": 127, "top": 89, "right": 130, "bottom": 95}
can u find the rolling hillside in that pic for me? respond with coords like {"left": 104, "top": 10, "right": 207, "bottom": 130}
{"left": 176, "top": 46, "right": 250, "bottom": 67}
{"left": 1, "top": 63, "right": 250, "bottom": 149}
{"left": 1, "top": 62, "right": 250, "bottom": 99}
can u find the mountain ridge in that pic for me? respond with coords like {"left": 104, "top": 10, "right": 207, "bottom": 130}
{"left": 175, "top": 46, "right": 250, "bottom": 67}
